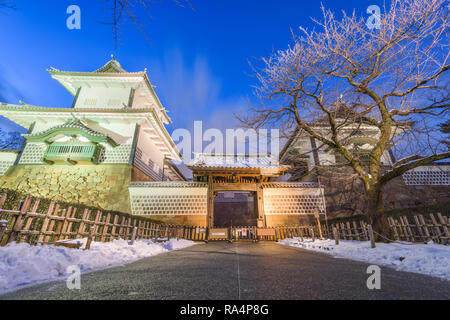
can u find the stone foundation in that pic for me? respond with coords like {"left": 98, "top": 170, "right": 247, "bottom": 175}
{"left": 0, "top": 164, "right": 133, "bottom": 213}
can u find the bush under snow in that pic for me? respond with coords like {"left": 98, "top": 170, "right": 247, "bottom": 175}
{"left": 279, "top": 238, "right": 450, "bottom": 280}
{"left": 0, "top": 238, "right": 194, "bottom": 294}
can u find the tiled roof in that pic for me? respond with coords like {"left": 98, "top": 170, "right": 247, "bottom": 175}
{"left": 23, "top": 119, "right": 118, "bottom": 146}
{"left": 47, "top": 58, "right": 143, "bottom": 76}
{"left": 129, "top": 181, "right": 208, "bottom": 188}
{"left": 94, "top": 58, "right": 127, "bottom": 73}
{"left": 260, "top": 182, "right": 321, "bottom": 188}
{"left": 187, "top": 154, "right": 290, "bottom": 170}
{"left": 25, "top": 119, "right": 105, "bottom": 138}
{"left": 0, "top": 103, "right": 153, "bottom": 114}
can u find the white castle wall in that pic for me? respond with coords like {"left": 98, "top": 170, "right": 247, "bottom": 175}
{"left": 263, "top": 187, "right": 325, "bottom": 215}
{"left": 0, "top": 151, "right": 18, "bottom": 175}
{"left": 129, "top": 183, "right": 208, "bottom": 216}
{"left": 75, "top": 87, "right": 132, "bottom": 109}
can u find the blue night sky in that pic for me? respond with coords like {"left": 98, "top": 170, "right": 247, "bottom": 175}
{"left": 0, "top": 0, "right": 378, "bottom": 135}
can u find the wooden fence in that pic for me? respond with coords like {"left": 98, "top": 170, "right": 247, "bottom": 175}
{"left": 0, "top": 192, "right": 448, "bottom": 248}
{"left": 0, "top": 193, "right": 207, "bottom": 248}
{"left": 319, "top": 213, "right": 450, "bottom": 244}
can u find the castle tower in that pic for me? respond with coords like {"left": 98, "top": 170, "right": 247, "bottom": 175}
{"left": 0, "top": 57, "right": 185, "bottom": 213}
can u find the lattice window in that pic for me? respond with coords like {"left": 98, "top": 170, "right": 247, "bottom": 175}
{"left": 130, "top": 194, "right": 208, "bottom": 216}
{"left": 264, "top": 194, "right": 325, "bottom": 215}
{"left": 403, "top": 169, "right": 450, "bottom": 185}
{"left": 83, "top": 98, "right": 97, "bottom": 106}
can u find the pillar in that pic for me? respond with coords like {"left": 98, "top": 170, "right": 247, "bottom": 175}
{"left": 256, "top": 184, "right": 265, "bottom": 228}
{"left": 207, "top": 178, "right": 214, "bottom": 228}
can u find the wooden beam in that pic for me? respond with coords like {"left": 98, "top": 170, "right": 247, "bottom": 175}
{"left": 212, "top": 183, "right": 258, "bottom": 192}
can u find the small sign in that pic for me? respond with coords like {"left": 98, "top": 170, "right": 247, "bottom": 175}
{"left": 209, "top": 228, "right": 229, "bottom": 240}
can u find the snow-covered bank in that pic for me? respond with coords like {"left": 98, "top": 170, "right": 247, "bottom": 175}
{"left": 0, "top": 238, "right": 195, "bottom": 294}
{"left": 279, "top": 238, "right": 450, "bottom": 280}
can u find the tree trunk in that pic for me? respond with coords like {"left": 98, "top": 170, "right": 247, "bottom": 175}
{"left": 366, "top": 186, "right": 393, "bottom": 242}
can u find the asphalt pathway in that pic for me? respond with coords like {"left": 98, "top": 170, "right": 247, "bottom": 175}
{"left": 1, "top": 242, "right": 449, "bottom": 300}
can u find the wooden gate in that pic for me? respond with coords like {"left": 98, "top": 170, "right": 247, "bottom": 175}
{"left": 231, "top": 226, "right": 257, "bottom": 241}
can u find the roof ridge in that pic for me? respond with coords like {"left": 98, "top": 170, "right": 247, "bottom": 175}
{"left": 94, "top": 58, "right": 127, "bottom": 73}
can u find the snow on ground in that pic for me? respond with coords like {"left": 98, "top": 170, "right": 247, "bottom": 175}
{"left": 279, "top": 238, "right": 450, "bottom": 280}
{"left": 0, "top": 238, "right": 195, "bottom": 294}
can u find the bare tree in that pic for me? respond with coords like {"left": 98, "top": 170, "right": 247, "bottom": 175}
{"left": 238, "top": 0, "right": 449, "bottom": 238}
{"left": 102, "top": 0, "right": 193, "bottom": 47}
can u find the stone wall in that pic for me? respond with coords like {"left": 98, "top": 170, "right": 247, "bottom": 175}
{"left": 0, "top": 164, "right": 133, "bottom": 213}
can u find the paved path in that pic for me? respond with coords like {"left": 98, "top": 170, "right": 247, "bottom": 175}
{"left": 1, "top": 242, "right": 449, "bottom": 300}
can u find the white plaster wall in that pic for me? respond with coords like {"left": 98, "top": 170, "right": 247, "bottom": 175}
{"left": 0, "top": 152, "right": 18, "bottom": 175}
{"left": 402, "top": 165, "right": 450, "bottom": 185}
{"left": 129, "top": 186, "right": 208, "bottom": 216}
{"left": 75, "top": 87, "right": 132, "bottom": 109}
{"left": 131, "top": 87, "right": 155, "bottom": 109}
{"left": 263, "top": 187, "right": 325, "bottom": 215}
{"left": 136, "top": 127, "right": 165, "bottom": 172}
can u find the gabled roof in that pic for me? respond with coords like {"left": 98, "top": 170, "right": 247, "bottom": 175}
{"left": 46, "top": 57, "right": 172, "bottom": 124}
{"left": 48, "top": 56, "right": 129, "bottom": 75}
{"left": 23, "top": 119, "right": 118, "bottom": 146}
{"left": 187, "top": 153, "right": 290, "bottom": 172}
{"left": 129, "top": 181, "right": 207, "bottom": 188}
{"left": 94, "top": 58, "right": 127, "bottom": 73}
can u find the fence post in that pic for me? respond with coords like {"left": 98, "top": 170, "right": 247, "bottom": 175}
{"left": 8, "top": 196, "right": 32, "bottom": 243}
{"left": 367, "top": 224, "right": 376, "bottom": 248}
{"left": 130, "top": 226, "right": 138, "bottom": 245}
{"left": 311, "top": 228, "right": 315, "bottom": 242}
{"left": 0, "top": 220, "right": 7, "bottom": 245}
{"left": 85, "top": 226, "right": 95, "bottom": 250}
{"left": 101, "top": 213, "right": 111, "bottom": 242}
{"left": 317, "top": 219, "right": 323, "bottom": 239}
{"left": 430, "top": 214, "right": 442, "bottom": 244}
{"left": 352, "top": 221, "right": 360, "bottom": 241}
{"left": 360, "top": 221, "right": 368, "bottom": 241}
{"left": 436, "top": 213, "right": 449, "bottom": 244}
{"left": 333, "top": 227, "right": 339, "bottom": 245}
{"left": 418, "top": 215, "right": 431, "bottom": 242}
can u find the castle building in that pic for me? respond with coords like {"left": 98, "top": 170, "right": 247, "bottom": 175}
{"left": 280, "top": 103, "right": 450, "bottom": 217}
{"left": 0, "top": 58, "right": 185, "bottom": 213}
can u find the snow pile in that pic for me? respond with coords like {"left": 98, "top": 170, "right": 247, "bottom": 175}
{"left": 0, "top": 238, "right": 194, "bottom": 294}
{"left": 279, "top": 238, "right": 450, "bottom": 280}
